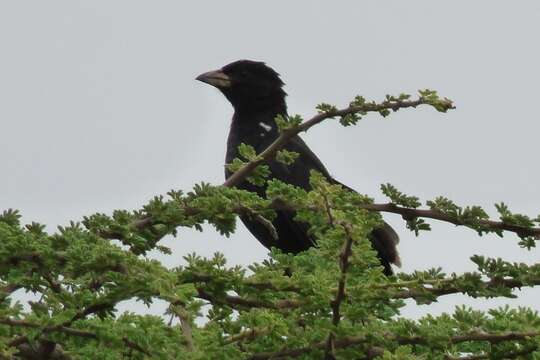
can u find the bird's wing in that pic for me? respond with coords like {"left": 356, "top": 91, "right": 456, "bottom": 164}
{"left": 269, "top": 136, "right": 401, "bottom": 273}
{"left": 237, "top": 135, "right": 326, "bottom": 253}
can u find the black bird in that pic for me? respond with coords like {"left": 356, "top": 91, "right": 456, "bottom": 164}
{"left": 196, "top": 60, "right": 400, "bottom": 275}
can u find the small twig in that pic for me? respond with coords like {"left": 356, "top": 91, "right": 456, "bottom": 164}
{"left": 331, "top": 223, "right": 355, "bottom": 325}
{"left": 0, "top": 318, "right": 96, "bottom": 338}
{"left": 123, "top": 338, "right": 152, "bottom": 357}
{"left": 224, "top": 327, "right": 271, "bottom": 345}
{"left": 196, "top": 288, "right": 301, "bottom": 310}
{"left": 322, "top": 193, "right": 335, "bottom": 227}
{"left": 235, "top": 205, "right": 278, "bottom": 240}
{"left": 391, "top": 275, "right": 540, "bottom": 300}
{"left": 170, "top": 301, "right": 195, "bottom": 352}
{"left": 325, "top": 222, "right": 356, "bottom": 359}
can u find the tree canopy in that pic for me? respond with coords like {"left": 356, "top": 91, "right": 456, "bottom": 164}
{"left": 1, "top": 91, "right": 539, "bottom": 359}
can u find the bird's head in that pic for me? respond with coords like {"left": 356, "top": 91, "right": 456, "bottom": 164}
{"left": 196, "top": 60, "right": 286, "bottom": 111}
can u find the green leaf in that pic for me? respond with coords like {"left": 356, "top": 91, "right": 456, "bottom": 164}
{"left": 275, "top": 149, "right": 299, "bottom": 166}
{"left": 381, "top": 183, "right": 421, "bottom": 208}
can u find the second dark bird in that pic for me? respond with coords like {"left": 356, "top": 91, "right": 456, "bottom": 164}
{"left": 196, "top": 60, "right": 401, "bottom": 275}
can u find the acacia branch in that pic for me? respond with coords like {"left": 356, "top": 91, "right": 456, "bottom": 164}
{"left": 196, "top": 288, "right": 301, "bottom": 310}
{"left": 331, "top": 223, "right": 355, "bottom": 326}
{"left": 391, "top": 275, "right": 540, "bottom": 301}
{"left": 109, "top": 202, "right": 278, "bottom": 244}
{"left": 236, "top": 205, "right": 278, "bottom": 240}
{"left": 362, "top": 203, "right": 540, "bottom": 240}
{"left": 193, "top": 272, "right": 539, "bottom": 310}
{"left": 224, "top": 96, "right": 446, "bottom": 188}
{"left": 181, "top": 263, "right": 539, "bottom": 312}
{"left": 268, "top": 198, "right": 540, "bottom": 241}
{"left": 119, "top": 194, "right": 540, "bottom": 255}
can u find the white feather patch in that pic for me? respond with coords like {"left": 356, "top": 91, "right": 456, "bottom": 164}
{"left": 258, "top": 122, "right": 272, "bottom": 132}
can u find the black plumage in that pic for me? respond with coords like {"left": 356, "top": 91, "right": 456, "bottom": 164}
{"left": 196, "top": 60, "right": 400, "bottom": 275}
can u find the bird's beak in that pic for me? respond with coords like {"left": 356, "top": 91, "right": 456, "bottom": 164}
{"left": 195, "top": 69, "right": 231, "bottom": 88}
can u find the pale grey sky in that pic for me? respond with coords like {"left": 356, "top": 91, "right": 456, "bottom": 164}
{"left": 1, "top": 1, "right": 538, "bottom": 318}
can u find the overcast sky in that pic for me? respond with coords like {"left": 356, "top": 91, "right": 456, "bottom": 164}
{"left": 1, "top": 1, "right": 538, "bottom": 318}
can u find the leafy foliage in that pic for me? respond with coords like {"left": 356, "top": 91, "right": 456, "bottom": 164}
{"left": 0, "top": 92, "right": 538, "bottom": 359}
{"left": 275, "top": 114, "right": 303, "bottom": 131}
{"left": 275, "top": 149, "right": 299, "bottom": 166}
{"left": 381, "top": 184, "right": 421, "bottom": 209}
{"left": 226, "top": 143, "right": 271, "bottom": 186}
